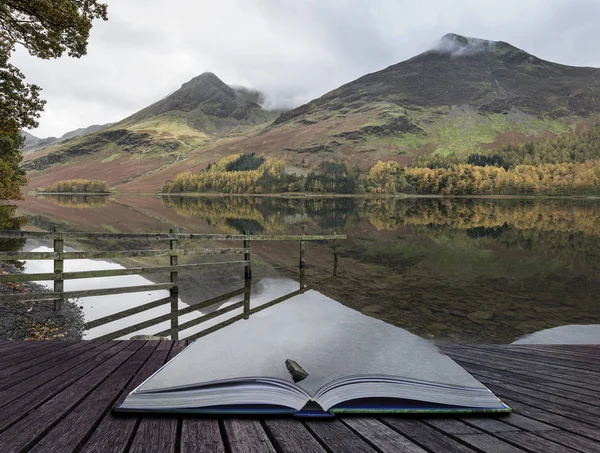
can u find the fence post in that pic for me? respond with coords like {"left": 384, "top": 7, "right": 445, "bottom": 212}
{"left": 299, "top": 236, "right": 306, "bottom": 289}
{"left": 243, "top": 231, "right": 251, "bottom": 319}
{"left": 333, "top": 232, "right": 338, "bottom": 277}
{"left": 169, "top": 228, "right": 179, "bottom": 340}
{"left": 53, "top": 226, "right": 64, "bottom": 311}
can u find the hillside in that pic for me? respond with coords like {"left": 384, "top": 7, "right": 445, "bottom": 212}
{"left": 25, "top": 34, "right": 600, "bottom": 192}
{"left": 24, "top": 73, "right": 280, "bottom": 190}
{"left": 21, "top": 124, "right": 113, "bottom": 154}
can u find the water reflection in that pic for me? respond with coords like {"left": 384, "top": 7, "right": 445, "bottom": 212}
{"left": 40, "top": 194, "right": 109, "bottom": 208}
{"left": 16, "top": 195, "right": 600, "bottom": 343}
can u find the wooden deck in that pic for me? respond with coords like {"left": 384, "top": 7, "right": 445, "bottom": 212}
{"left": 0, "top": 341, "right": 597, "bottom": 453}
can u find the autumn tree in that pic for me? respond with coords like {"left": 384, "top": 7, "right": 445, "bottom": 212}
{"left": 0, "top": 0, "right": 108, "bottom": 200}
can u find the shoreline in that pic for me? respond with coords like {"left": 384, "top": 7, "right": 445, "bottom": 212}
{"left": 0, "top": 262, "right": 84, "bottom": 340}
{"left": 30, "top": 190, "right": 600, "bottom": 201}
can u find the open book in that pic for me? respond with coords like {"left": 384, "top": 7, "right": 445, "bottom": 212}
{"left": 117, "top": 279, "right": 511, "bottom": 416}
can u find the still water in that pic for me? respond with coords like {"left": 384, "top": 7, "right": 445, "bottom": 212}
{"left": 14, "top": 194, "right": 600, "bottom": 344}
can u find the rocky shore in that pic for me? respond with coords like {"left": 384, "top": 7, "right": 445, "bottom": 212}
{"left": 0, "top": 262, "right": 84, "bottom": 340}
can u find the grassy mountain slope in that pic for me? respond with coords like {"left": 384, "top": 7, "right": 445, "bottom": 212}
{"left": 26, "top": 34, "right": 600, "bottom": 192}
{"left": 24, "top": 73, "right": 280, "bottom": 190}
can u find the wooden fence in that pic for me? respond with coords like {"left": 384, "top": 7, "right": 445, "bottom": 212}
{"left": 0, "top": 229, "right": 345, "bottom": 340}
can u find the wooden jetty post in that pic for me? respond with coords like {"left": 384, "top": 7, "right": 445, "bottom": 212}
{"left": 53, "top": 226, "right": 64, "bottom": 311}
{"left": 299, "top": 236, "right": 306, "bottom": 289}
{"left": 333, "top": 232, "right": 338, "bottom": 277}
{"left": 169, "top": 229, "right": 179, "bottom": 340}
{"left": 243, "top": 231, "right": 251, "bottom": 319}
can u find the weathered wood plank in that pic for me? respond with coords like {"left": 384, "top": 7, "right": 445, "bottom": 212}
{"left": 457, "top": 416, "right": 519, "bottom": 433}
{"left": 342, "top": 417, "right": 428, "bottom": 453}
{"left": 536, "top": 429, "right": 600, "bottom": 453}
{"left": 0, "top": 230, "right": 345, "bottom": 241}
{"left": 0, "top": 283, "right": 175, "bottom": 302}
{"left": 129, "top": 341, "right": 187, "bottom": 453}
{"left": 422, "top": 418, "right": 482, "bottom": 435}
{"left": 28, "top": 341, "right": 162, "bottom": 453}
{"left": 468, "top": 345, "right": 600, "bottom": 373}
{"left": 262, "top": 419, "right": 326, "bottom": 453}
{"left": 80, "top": 342, "right": 179, "bottom": 453}
{"left": 494, "top": 431, "right": 580, "bottom": 453}
{"left": 497, "top": 397, "right": 600, "bottom": 442}
{"left": 457, "top": 433, "right": 528, "bottom": 453}
{"left": 495, "top": 413, "right": 556, "bottom": 432}
{"left": 154, "top": 301, "right": 245, "bottom": 338}
{"left": 0, "top": 341, "right": 115, "bottom": 417}
{"left": 0, "top": 341, "right": 145, "bottom": 452}
{"left": 447, "top": 345, "right": 600, "bottom": 381}
{"left": 0, "top": 248, "right": 249, "bottom": 261}
{"left": 0, "top": 340, "right": 96, "bottom": 391}
{"left": 177, "top": 287, "right": 246, "bottom": 316}
{"left": 84, "top": 296, "right": 172, "bottom": 330}
{"left": 0, "top": 340, "right": 82, "bottom": 377}
{"left": 304, "top": 419, "right": 379, "bottom": 453}
{"left": 95, "top": 312, "right": 174, "bottom": 340}
{"left": 0, "top": 339, "right": 65, "bottom": 363}
{"left": 223, "top": 419, "right": 277, "bottom": 453}
{"left": 378, "top": 418, "right": 478, "bottom": 453}
{"left": 444, "top": 348, "right": 600, "bottom": 391}
{"left": 181, "top": 419, "right": 225, "bottom": 453}
{"left": 469, "top": 368, "right": 600, "bottom": 406}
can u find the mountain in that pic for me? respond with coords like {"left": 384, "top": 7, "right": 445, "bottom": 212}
{"left": 21, "top": 123, "right": 113, "bottom": 154}
{"left": 25, "top": 35, "right": 600, "bottom": 192}
{"left": 23, "top": 73, "right": 281, "bottom": 190}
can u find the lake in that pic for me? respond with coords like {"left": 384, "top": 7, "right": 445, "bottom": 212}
{"left": 13, "top": 194, "right": 600, "bottom": 344}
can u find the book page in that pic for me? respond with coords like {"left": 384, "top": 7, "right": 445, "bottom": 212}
{"left": 136, "top": 278, "right": 486, "bottom": 396}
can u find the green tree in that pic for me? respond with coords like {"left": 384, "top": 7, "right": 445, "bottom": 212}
{"left": 0, "top": 0, "right": 108, "bottom": 200}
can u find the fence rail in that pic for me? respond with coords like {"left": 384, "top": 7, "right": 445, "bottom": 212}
{"left": 0, "top": 229, "right": 345, "bottom": 340}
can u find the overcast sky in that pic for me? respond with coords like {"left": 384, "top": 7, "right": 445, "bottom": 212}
{"left": 11, "top": 0, "right": 600, "bottom": 138}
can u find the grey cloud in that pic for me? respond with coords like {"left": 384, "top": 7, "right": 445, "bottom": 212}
{"left": 11, "top": 0, "right": 600, "bottom": 137}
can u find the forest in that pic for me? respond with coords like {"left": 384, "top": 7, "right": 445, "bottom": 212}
{"left": 41, "top": 179, "right": 110, "bottom": 193}
{"left": 161, "top": 126, "right": 600, "bottom": 196}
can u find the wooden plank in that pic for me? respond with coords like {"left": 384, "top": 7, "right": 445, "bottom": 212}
{"left": 129, "top": 341, "right": 187, "bottom": 453}
{"left": 468, "top": 368, "right": 600, "bottom": 406}
{"left": 536, "top": 430, "right": 600, "bottom": 453}
{"left": 154, "top": 301, "right": 245, "bottom": 338}
{"left": 95, "top": 312, "right": 174, "bottom": 340}
{"left": 342, "top": 417, "right": 428, "bottom": 453}
{"left": 0, "top": 340, "right": 27, "bottom": 354}
{"left": 448, "top": 345, "right": 600, "bottom": 381}
{"left": 0, "top": 339, "right": 65, "bottom": 362}
{"left": 0, "top": 341, "right": 95, "bottom": 391}
{"left": 482, "top": 381, "right": 600, "bottom": 425}
{"left": 62, "top": 261, "right": 250, "bottom": 280}
{"left": 458, "top": 360, "right": 600, "bottom": 399}
{"left": 84, "top": 296, "right": 172, "bottom": 330}
{"left": 0, "top": 283, "right": 175, "bottom": 302}
{"left": 457, "top": 417, "right": 519, "bottom": 433}
{"left": 0, "top": 230, "right": 346, "bottom": 241}
{"left": 498, "top": 397, "right": 600, "bottom": 442}
{"left": 0, "top": 341, "right": 131, "bottom": 435}
{"left": 444, "top": 348, "right": 600, "bottom": 390}
{"left": 378, "top": 418, "right": 478, "bottom": 453}
{"left": 262, "top": 419, "right": 326, "bottom": 453}
{"left": 0, "top": 248, "right": 248, "bottom": 261}
{"left": 223, "top": 419, "right": 277, "bottom": 453}
{"left": 0, "top": 341, "right": 145, "bottom": 452}
{"left": 457, "top": 434, "right": 528, "bottom": 453}
{"left": 54, "top": 227, "right": 64, "bottom": 310}
{"left": 495, "top": 414, "right": 557, "bottom": 432}
{"left": 0, "top": 341, "right": 80, "bottom": 376}
{"left": 495, "top": 431, "right": 580, "bottom": 453}
{"left": 514, "top": 345, "right": 600, "bottom": 367}
{"left": 177, "top": 288, "right": 246, "bottom": 316}
{"left": 181, "top": 419, "right": 225, "bottom": 453}
{"left": 304, "top": 419, "right": 378, "bottom": 453}
{"left": 468, "top": 345, "right": 600, "bottom": 373}
{"left": 80, "top": 342, "right": 182, "bottom": 453}
{"left": 0, "top": 341, "right": 115, "bottom": 414}
{"left": 422, "top": 418, "right": 482, "bottom": 435}
{"left": 28, "top": 341, "right": 163, "bottom": 453}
